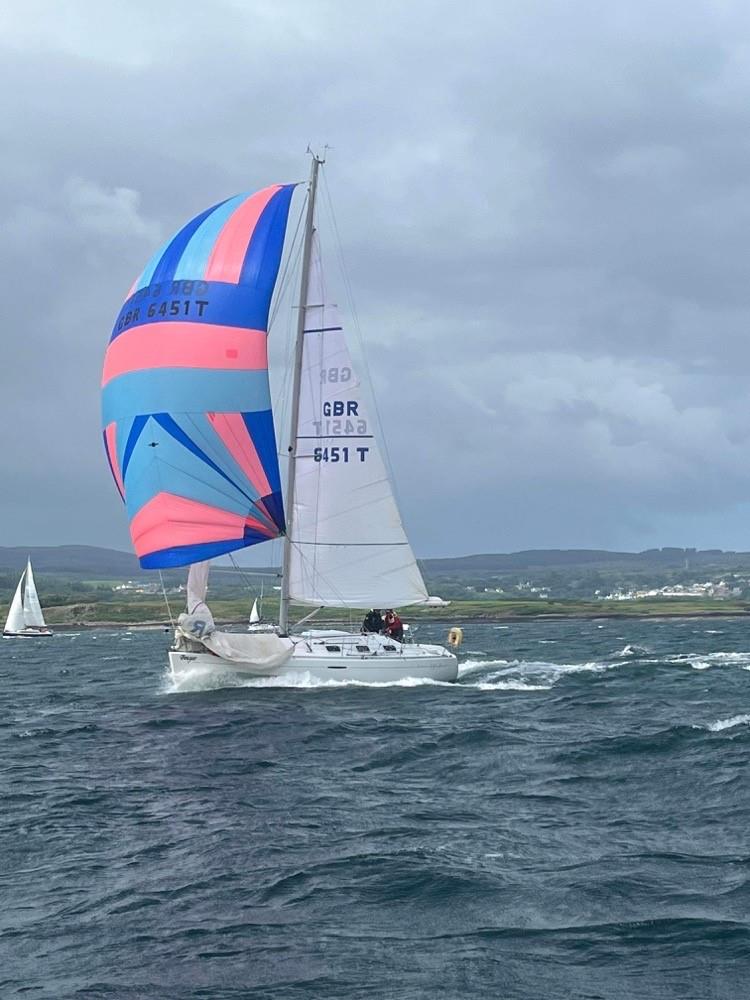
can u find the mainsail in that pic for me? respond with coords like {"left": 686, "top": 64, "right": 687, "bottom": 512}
{"left": 286, "top": 233, "right": 429, "bottom": 608}
{"left": 21, "top": 560, "right": 46, "bottom": 628}
{"left": 101, "top": 185, "right": 295, "bottom": 569}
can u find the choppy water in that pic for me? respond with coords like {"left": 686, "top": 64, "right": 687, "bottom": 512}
{"left": 2, "top": 617, "right": 750, "bottom": 998}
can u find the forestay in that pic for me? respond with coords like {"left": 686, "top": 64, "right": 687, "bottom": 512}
{"left": 287, "top": 234, "right": 429, "bottom": 608}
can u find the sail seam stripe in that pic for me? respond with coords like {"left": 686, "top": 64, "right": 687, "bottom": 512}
{"left": 290, "top": 541, "right": 412, "bottom": 547}
{"left": 303, "top": 326, "right": 343, "bottom": 333}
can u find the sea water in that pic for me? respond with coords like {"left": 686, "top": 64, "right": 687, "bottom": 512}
{"left": 1, "top": 618, "right": 749, "bottom": 998}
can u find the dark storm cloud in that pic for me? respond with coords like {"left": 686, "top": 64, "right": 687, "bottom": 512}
{"left": 3, "top": 0, "right": 750, "bottom": 556}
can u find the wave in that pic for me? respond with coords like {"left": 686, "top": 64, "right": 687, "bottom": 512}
{"left": 164, "top": 654, "right": 607, "bottom": 695}
{"left": 614, "top": 644, "right": 651, "bottom": 659}
{"left": 163, "top": 665, "right": 458, "bottom": 694}
{"left": 163, "top": 644, "right": 750, "bottom": 696}
{"left": 670, "top": 651, "right": 750, "bottom": 671}
{"left": 706, "top": 714, "right": 750, "bottom": 732}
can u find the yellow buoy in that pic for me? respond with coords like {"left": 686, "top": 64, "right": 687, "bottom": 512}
{"left": 447, "top": 626, "right": 463, "bottom": 648}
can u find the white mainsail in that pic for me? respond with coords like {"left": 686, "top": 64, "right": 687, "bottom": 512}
{"left": 249, "top": 598, "right": 260, "bottom": 624}
{"left": 4, "top": 573, "right": 26, "bottom": 633}
{"left": 286, "top": 233, "right": 429, "bottom": 609}
{"left": 21, "top": 560, "right": 47, "bottom": 628}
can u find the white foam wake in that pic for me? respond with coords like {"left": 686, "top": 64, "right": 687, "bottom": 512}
{"left": 670, "top": 651, "right": 750, "bottom": 671}
{"left": 163, "top": 665, "right": 458, "bottom": 694}
{"left": 707, "top": 714, "right": 750, "bottom": 732}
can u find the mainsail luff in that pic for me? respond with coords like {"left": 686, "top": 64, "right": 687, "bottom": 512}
{"left": 279, "top": 154, "right": 323, "bottom": 633}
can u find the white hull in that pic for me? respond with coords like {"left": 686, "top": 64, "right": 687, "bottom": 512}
{"left": 3, "top": 628, "right": 53, "bottom": 638}
{"left": 169, "top": 629, "right": 458, "bottom": 683}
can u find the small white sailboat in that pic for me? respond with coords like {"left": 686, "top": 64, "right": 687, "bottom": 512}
{"left": 101, "top": 155, "right": 459, "bottom": 683}
{"left": 3, "top": 559, "right": 53, "bottom": 637}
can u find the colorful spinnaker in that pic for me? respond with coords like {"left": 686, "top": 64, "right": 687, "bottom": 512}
{"left": 101, "top": 184, "right": 295, "bottom": 568}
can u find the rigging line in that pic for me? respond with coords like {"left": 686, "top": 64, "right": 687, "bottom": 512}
{"left": 287, "top": 537, "right": 352, "bottom": 609}
{"left": 272, "top": 222, "right": 304, "bottom": 451}
{"left": 158, "top": 570, "right": 175, "bottom": 628}
{"left": 216, "top": 564, "right": 280, "bottom": 579}
{"left": 268, "top": 189, "right": 308, "bottom": 332}
{"left": 228, "top": 552, "right": 261, "bottom": 592}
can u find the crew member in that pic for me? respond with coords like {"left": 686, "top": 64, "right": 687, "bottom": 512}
{"left": 362, "top": 609, "right": 384, "bottom": 633}
{"left": 384, "top": 609, "right": 404, "bottom": 642}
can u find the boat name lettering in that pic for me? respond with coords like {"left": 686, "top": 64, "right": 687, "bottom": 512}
{"left": 322, "top": 400, "right": 359, "bottom": 417}
{"left": 320, "top": 366, "right": 351, "bottom": 383}
{"left": 313, "top": 446, "right": 369, "bottom": 463}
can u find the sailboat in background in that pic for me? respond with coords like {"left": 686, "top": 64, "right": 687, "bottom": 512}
{"left": 3, "top": 559, "right": 52, "bottom": 638}
{"left": 101, "top": 154, "right": 459, "bottom": 682}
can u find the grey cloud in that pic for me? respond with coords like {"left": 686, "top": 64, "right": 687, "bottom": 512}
{"left": 2, "top": 0, "right": 750, "bottom": 557}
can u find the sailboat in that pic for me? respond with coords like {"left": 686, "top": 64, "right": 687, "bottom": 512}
{"left": 3, "top": 559, "right": 53, "bottom": 637}
{"left": 101, "top": 155, "right": 459, "bottom": 682}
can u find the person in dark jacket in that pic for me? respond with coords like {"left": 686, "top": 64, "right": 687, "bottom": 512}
{"left": 362, "top": 609, "right": 384, "bottom": 633}
{"left": 384, "top": 609, "right": 404, "bottom": 642}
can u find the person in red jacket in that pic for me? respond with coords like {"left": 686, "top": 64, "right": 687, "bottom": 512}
{"left": 383, "top": 609, "right": 404, "bottom": 642}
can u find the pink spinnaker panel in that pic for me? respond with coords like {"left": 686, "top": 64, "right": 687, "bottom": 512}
{"left": 102, "top": 324, "right": 268, "bottom": 386}
{"left": 207, "top": 412, "right": 272, "bottom": 499}
{"left": 130, "top": 493, "right": 248, "bottom": 557}
{"left": 204, "top": 186, "right": 282, "bottom": 283}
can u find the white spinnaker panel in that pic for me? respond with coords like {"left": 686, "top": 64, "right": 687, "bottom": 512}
{"left": 22, "top": 561, "right": 46, "bottom": 627}
{"left": 4, "top": 574, "right": 25, "bottom": 632}
{"left": 287, "top": 234, "right": 428, "bottom": 608}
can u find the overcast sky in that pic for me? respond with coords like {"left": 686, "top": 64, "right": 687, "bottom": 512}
{"left": 4, "top": 0, "right": 750, "bottom": 558}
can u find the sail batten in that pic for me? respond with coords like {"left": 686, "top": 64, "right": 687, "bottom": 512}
{"left": 102, "top": 184, "right": 296, "bottom": 569}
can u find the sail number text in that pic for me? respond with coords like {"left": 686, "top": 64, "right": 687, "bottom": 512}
{"left": 320, "top": 367, "right": 351, "bottom": 383}
{"left": 312, "top": 399, "right": 368, "bottom": 438}
{"left": 314, "top": 446, "right": 369, "bottom": 463}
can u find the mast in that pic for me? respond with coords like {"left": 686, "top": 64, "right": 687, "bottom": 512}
{"left": 279, "top": 152, "right": 323, "bottom": 633}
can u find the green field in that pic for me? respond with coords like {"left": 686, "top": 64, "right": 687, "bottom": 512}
{"left": 17, "top": 594, "right": 750, "bottom": 628}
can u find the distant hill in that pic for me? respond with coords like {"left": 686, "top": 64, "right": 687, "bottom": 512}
{"left": 421, "top": 548, "right": 750, "bottom": 575}
{"left": 421, "top": 548, "right": 749, "bottom": 574}
{"left": 2, "top": 544, "right": 750, "bottom": 579}
{"left": 0, "top": 545, "right": 141, "bottom": 576}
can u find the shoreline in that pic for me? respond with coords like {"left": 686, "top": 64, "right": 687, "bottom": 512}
{"left": 48, "top": 607, "right": 750, "bottom": 630}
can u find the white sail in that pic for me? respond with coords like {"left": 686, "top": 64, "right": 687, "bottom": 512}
{"left": 249, "top": 598, "right": 260, "bottom": 624}
{"left": 4, "top": 573, "right": 26, "bottom": 633}
{"left": 186, "top": 560, "right": 211, "bottom": 612}
{"left": 286, "top": 234, "right": 429, "bottom": 608}
{"left": 22, "top": 560, "right": 46, "bottom": 628}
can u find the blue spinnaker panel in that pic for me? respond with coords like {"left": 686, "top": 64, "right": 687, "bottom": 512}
{"left": 101, "top": 183, "right": 295, "bottom": 568}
